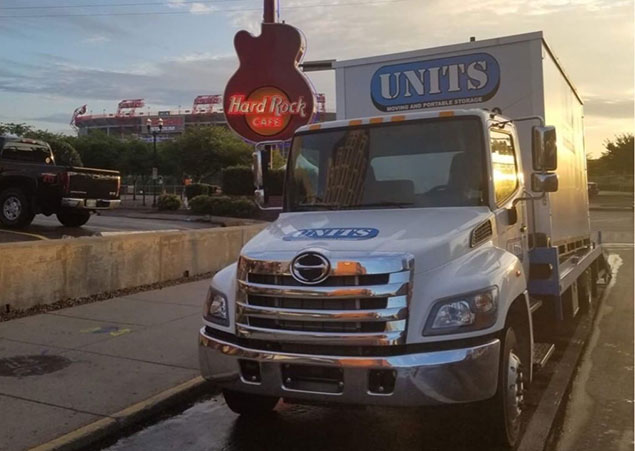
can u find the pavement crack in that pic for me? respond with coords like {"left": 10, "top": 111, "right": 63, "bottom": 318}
{"left": 0, "top": 392, "right": 107, "bottom": 418}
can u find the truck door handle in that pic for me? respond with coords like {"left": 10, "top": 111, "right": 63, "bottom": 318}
{"left": 520, "top": 225, "right": 527, "bottom": 233}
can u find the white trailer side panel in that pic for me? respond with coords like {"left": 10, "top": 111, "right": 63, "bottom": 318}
{"left": 541, "top": 43, "right": 590, "bottom": 246}
{"left": 333, "top": 32, "right": 590, "bottom": 246}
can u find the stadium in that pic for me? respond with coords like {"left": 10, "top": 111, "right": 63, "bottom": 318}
{"left": 72, "top": 95, "right": 331, "bottom": 142}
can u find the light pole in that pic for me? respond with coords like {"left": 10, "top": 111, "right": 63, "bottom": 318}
{"left": 146, "top": 117, "right": 163, "bottom": 207}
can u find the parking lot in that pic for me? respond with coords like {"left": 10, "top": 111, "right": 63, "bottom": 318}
{"left": 0, "top": 210, "right": 216, "bottom": 243}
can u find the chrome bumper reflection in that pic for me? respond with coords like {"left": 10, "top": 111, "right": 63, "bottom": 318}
{"left": 199, "top": 328, "right": 500, "bottom": 406}
{"left": 61, "top": 198, "right": 121, "bottom": 209}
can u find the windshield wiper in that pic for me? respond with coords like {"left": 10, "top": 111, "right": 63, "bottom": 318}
{"left": 347, "top": 201, "right": 415, "bottom": 209}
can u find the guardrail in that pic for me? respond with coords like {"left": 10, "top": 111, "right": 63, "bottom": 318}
{"left": 0, "top": 224, "right": 266, "bottom": 311}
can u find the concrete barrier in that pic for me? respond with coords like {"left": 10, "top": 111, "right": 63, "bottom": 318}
{"left": 0, "top": 224, "right": 267, "bottom": 311}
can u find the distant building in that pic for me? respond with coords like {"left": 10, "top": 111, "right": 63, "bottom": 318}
{"left": 72, "top": 95, "right": 332, "bottom": 141}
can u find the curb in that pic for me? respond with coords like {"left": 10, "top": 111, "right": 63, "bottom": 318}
{"left": 30, "top": 376, "right": 216, "bottom": 451}
{"left": 517, "top": 258, "right": 617, "bottom": 451}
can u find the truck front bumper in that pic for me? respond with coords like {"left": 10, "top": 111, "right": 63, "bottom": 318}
{"left": 199, "top": 328, "right": 500, "bottom": 406}
{"left": 61, "top": 198, "right": 121, "bottom": 210}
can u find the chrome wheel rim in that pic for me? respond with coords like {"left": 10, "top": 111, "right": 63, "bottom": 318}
{"left": 506, "top": 351, "right": 524, "bottom": 437}
{"left": 3, "top": 196, "right": 21, "bottom": 221}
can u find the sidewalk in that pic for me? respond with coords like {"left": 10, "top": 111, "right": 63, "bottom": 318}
{"left": 0, "top": 279, "right": 211, "bottom": 451}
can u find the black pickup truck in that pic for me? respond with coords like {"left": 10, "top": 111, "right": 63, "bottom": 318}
{"left": 0, "top": 136, "right": 120, "bottom": 229}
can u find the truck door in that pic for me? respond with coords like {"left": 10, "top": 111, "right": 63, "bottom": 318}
{"left": 489, "top": 129, "right": 529, "bottom": 274}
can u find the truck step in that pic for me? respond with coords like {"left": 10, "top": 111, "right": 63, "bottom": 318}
{"left": 533, "top": 342, "right": 555, "bottom": 369}
{"left": 529, "top": 298, "right": 543, "bottom": 314}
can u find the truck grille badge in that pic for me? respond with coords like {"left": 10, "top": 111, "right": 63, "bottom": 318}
{"left": 290, "top": 251, "right": 331, "bottom": 285}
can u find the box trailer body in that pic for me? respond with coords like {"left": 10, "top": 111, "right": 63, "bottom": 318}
{"left": 334, "top": 31, "right": 590, "bottom": 250}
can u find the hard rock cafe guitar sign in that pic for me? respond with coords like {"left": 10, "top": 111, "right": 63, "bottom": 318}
{"left": 223, "top": 0, "right": 316, "bottom": 143}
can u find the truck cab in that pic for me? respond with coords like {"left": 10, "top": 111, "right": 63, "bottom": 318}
{"left": 199, "top": 109, "right": 566, "bottom": 448}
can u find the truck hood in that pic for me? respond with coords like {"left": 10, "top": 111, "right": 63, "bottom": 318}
{"left": 243, "top": 207, "right": 493, "bottom": 274}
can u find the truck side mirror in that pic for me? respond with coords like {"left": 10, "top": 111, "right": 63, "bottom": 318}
{"left": 253, "top": 141, "right": 284, "bottom": 211}
{"left": 532, "top": 125, "right": 557, "bottom": 171}
{"left": 531, "top": 172, "right": 559, "bottom": 192}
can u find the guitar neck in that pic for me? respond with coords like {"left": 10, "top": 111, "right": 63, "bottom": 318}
{"left": 263, "top": 0, "right": 279, "bottom": 23}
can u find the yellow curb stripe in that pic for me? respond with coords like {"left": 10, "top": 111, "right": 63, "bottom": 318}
{"left": 0, "top": 228, "right": 49, "bottom": 241}
{"left": 30, "top": 376, "right": 206, "bottom": 451}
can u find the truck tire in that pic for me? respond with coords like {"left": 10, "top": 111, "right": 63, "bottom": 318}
{"left": 56, "top": 209, "right": 91, "bottom": 227}
{"left": 483, "top": 326, "right": 525, "bottom": 449}
{"left": 0, "top": 188, "right": 34, "bottom": 228}
{"left": 222, "top": 389, "right": 279, "bottom": 416}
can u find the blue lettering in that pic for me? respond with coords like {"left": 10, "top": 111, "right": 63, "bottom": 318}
{"left": 283, "top": 228, "right": 379, "bottom": 241}
{"left": 370, "top": 53, "right": 500, "bottom": 112}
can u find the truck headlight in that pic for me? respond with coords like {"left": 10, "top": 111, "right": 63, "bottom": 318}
{"left": 204, "top": 287, "right": 229, "bottom": 326}
{"left": 423, "top": 287, "right": 498, "bottom": 336}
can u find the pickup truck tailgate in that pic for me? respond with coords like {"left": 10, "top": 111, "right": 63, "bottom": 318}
{"left": 66, "top": 167, "right": 120, "bottom": 199}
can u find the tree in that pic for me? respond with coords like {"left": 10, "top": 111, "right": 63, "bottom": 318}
{"left": 0, "top": 122, "right": 35, "bottom": 136}
{"left": 176, "top": 126, "right": 252, "bottom": 181}
{"left": 72, "top": 131, "right": 126, "bottom": 171}
{"left": 600, "top": 133, "right": 633, "bottom": 175}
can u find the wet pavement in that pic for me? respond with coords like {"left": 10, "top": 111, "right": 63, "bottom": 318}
{"left": 104, "top": 397, "right": 509, "bottom": 451}
{"left": 552, "top": 246, "right": 634, "bottom": 451}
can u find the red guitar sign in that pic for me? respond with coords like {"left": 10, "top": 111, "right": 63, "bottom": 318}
{"left": 223, "top": 0, "right": 316, "bottom": 143}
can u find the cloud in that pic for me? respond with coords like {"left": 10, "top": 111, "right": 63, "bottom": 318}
{"left": 0, "top": 54, "right": 238, "bottom": 107}
{"left": 83, "top": 35, "right": 110, "bottom": 44}
{"left": 584, "top": 97, "right": 634, "bottom": 119}
{"left": 167, "top": 0, "right": 218, "bottom": 14}
{"left": 28, "top": 113, "right": 72, "bottom": 124}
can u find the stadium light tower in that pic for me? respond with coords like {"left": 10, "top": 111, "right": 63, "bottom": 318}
{"left": 146, "top": 117, "right": 163, "bottom": 207}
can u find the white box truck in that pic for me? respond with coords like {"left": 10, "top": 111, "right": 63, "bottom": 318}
{"left": 199, "top": 32, "right": 609, "bottom": 448}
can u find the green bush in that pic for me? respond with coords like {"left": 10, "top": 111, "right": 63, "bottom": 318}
{"left": 185, "top": 183, "right": 215, "bottom": 200}
{"left": 157, "top": 194, "right": 181, "bottom": 211}
{"left": 189, "top": 195, "right": 257, "bottom": 218}
{"left": 222, "top": 166, "right": 253, "bottom": 196}
{"left": 221, "top": 165, "right": 285, "bottom": 196}
{"left": 265, "top": 168, "right": 285, "bottom": 196}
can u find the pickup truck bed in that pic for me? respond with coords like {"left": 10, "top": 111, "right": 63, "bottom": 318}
{"left": 0, "top": 136, "right": 120, "bottom": 228}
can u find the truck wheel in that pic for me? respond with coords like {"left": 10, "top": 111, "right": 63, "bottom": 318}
{"left": 56, "top": 209, "right": 91, "bottom": 227}
{"left": 484, "top": 326, "right": 525, "bottom": 449}
{"left": 578, "top": 270, "right": 592, "bottom": 313}
{"left": 222, "top": 389, "right": 279, "bottom": 416}
{"left": 0, "top": 188, "right": 34, "bottom": 228}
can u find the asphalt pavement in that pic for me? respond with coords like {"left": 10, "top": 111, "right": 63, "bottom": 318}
{"left": 0, "top": 211, "right": 216, "bottom": 243}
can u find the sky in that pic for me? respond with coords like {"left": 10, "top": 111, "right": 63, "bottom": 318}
{"left": 0, "top": 0, "right": 632, "bottom": 157}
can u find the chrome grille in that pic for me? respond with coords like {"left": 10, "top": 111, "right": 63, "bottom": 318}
{"left": 235, "top": 254, "right": 413, "bottom": 346}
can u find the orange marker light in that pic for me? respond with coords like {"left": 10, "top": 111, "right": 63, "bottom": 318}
{"left": 439, "top": 111, "right": 455, "bottom": 117}
{"left": 309, "top": 124, "right": 321, "bottom": 130}
{"left": 391, "top": 115, "right": 406, "bottom": 122}
{"left": 349, "top": 119, "right": 363, "bottom": 126}
{"left": 369, "top": 117, "right": 383, "bottom": 124}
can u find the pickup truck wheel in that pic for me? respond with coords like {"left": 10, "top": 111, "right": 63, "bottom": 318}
{"left": 222, "top": 389, "right": 279, "bottom": 416}
{"left": 56, "top": 209, "right": 91, "bottom": 227}
{"left": 0, "top": 188, "right": 34, "bottom": 228}
{"left": 483, "top": 326, "right": 525, "bottom": 449}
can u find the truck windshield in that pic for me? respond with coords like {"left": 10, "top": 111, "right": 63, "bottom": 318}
{"left": 285, "top": 117, "right": 486, "bottom": 212}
